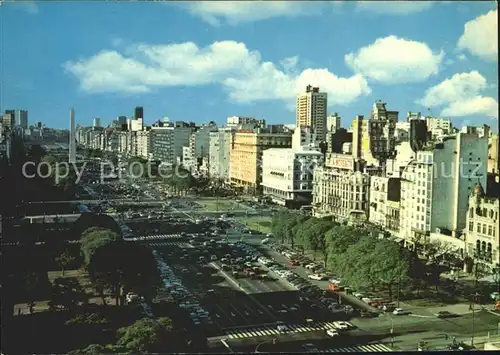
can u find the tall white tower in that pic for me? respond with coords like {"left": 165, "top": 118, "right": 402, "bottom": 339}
{"left": 69, "top": 108, "right": 76, "bottom": 163}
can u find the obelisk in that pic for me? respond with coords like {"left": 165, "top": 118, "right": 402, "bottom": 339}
{"left": 69, "top": 108, "right": 76, "bottom": 163}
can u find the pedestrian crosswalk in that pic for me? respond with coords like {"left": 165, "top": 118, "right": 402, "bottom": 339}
{"left": 318, "top": 344, "right": 392, "bottom": 352}
{"left": 225, "top": 321, "right": 342, "bottom": 339}
{"left": 139, "top": 234, "right": 185, "bottom": 240}
{"left": 149, "top": 241, "right": 191, "bottom": 248}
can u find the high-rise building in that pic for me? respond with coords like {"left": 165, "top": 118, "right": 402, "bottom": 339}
{"left": 326, "top": 113, "right": 341, "bottom": 133}
{"left": 296, "top": 85, "right": 327, "bottom": 142}
{"left": 69, "top": 108, "right": 76, "bottom": 163}
{"left": 134, "top": 106, "right": 144, "bottom": 120}
{"left": 15, "top": 110, "right": 28, "bottom": 129}
{"left": 93, "top": 118, "right": 102, "bottom": 128}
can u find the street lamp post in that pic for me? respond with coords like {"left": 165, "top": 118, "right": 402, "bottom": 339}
{"left": 493, "top": 264, "right": 500, "bottom": 294}
{"left": 471, "top": 291, "right": 480, "bottom": 348}
{"left": 387, "top": 314, "right": 395, "bottom": 348}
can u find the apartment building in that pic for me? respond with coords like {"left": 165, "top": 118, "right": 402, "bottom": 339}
{"left": 426, "top": 116, "right": 452, "bottom": 139}
{"left": 399, "top": 133, "right": 488, "bottom": 252}
{"left": 135, "top": 130, "right": 152, "bottom": 159}
{"left": 226, "top": 116, "right": 265, "bottom": 130}
{"left": 312, "top": 153, "right": 371, "bottom": 223}
{"left": 296, "top": 85, "right": 327, "bottom": 142}
{"left": 488, "top": 135, "right": 499, "bottom": 175}
{"left": 209, "top": 127, "right": 234, "bottom": 181}
{"left": 464, "top": 184, "right": 499, "bottom": 272}
{"left": 326, "top": 113, "right": 341, "bottom": 133}
{"left": 369, "top": 176, "right": 402, "bottom": 235}
{"left": 188, "top": 124, "right": 218, "bottom": 171}
{"left": 351, "top": 101, "right": 398, "bottom": 166}
{"left": 229, "top": 129, "right": 292, "bottom": 192}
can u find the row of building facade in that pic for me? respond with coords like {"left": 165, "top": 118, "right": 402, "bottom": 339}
{"left": 75, "top": 90, "right": 500, "bottom": 273}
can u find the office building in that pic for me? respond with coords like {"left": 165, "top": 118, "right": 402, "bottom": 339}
{"left": 134, "top": 106, "right": 144, "bottom": 120}
{"left": 151, "top": 123, "right": 193, "bottom": 165}
{"left": 464, "top": 184, "right": 499, "bottom": 272}
{"left": 93, "top": 118, "right": 102, "bottom": 128}
{"left": 226, "top": 116, "right": 265, "bottom": 129}
{"left": 296, "top": 85, "right": 327, "bottom": 142}
{"left": 229, "top": 129, "right": 292, "bottom": 192}
{"left": 262, "top": 128, "right": 323, "bottom": 207}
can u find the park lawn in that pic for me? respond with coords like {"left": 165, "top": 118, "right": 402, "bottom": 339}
{"left": 196, "top": 199, "right": 238, "bottom": 211}
{"left": 237, "top": 216, "right": 273, "bottom": 234}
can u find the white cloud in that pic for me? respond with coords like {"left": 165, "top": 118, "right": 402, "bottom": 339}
{"left": 355, "top": 1, "right": 434, "bottom": 15}
{"left": 457, "top": 9, "right": 498, "bottom": 61}
{"left": 457, "top": 53, "right": 467, "bottom": 61}
{"left": 441, "top": 97, "right": 498, "bottom": 119}
{"left": 345, "top": 35, "right": 444, "bottom": 84}
{"left": 417, "top": 71, "right": 498, "bottom": 119}
{"left": 186, "top": 1, "right": 323, "bottom": 26}
{"left": 64, "top": 40, "right": 371, "bottom": 106}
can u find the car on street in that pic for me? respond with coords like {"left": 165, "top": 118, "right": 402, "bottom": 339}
{"left": 434, "top": 311, "right": 458, "bottom": 318}
{"left": 326, "top": 329, "right": 340, "bottom": 337}
{"left": 302, "top": 343, "right": 319, "bottom": 353}
{"left": 393, "top": 308, "right": 411, "bottom": 315}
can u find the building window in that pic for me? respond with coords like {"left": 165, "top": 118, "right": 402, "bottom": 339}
{"left": 482, "top": 224, "right": 487, "bottom": 234}
{"left": 477, "top": 223, "right": 481, "bottom": 233}
{"left": 469, "top": 222, "right": 474, "bottom": 231}
{"left": 488, "top": 225, "right": 493, "bottom": 236}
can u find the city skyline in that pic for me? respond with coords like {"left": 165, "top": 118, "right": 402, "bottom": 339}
{"left": 3, "top": 1, "right": 498, "bottom": 130}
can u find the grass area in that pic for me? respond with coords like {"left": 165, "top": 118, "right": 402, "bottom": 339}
{"left": 236, "top": 216, "right": 273, "bottom": 234}
{"left": 195, "top": 199, "right": 239, "bottom": 211}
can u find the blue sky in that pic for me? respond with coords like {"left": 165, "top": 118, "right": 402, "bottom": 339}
{"left": 2, "top": 1, "right": 498, "bottom": 130}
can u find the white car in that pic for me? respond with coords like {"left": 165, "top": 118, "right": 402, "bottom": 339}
{"left": 393, "top": 308, "right": 410, "bottom": 315}
{"left": 490, "top": 292, "right": 500, "bottom": 300}
{"left": 333, "top": 321, "right": 350, "bottom": 331}
{"left": 305, "top": 263, "right": 317, "bottom": 270}
{"left": 308, "top": 274, "right": 323, "bottom": 280}
{"left": 326, "top": 328, "right": 340, "bottom": 337}
{"left": 353, "top": 292, "right": 364, "bottom": 298}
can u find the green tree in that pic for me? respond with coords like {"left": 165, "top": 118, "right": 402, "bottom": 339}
{"left": 116, "top": 317, "right": 183, "bottom": 353}
{"left": 80, "top": 228, "right": 119, "bottom": 265}
{"left": 55, "top": 249, "right": 76, "bottom": 276}
{"left": 325, "top": 225, "right": 364, "bottom": 271}
{"left": 338, "top": 237, "right": 380, "bottom": 292}
{"left": 49, "top": 277, "right": 87, "bottom": 312}
{"left": 88, "top": 242, "right": 161, "bottom": 306}
{"left": 370, "top": 240, "right": 411, "bottom": 299}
